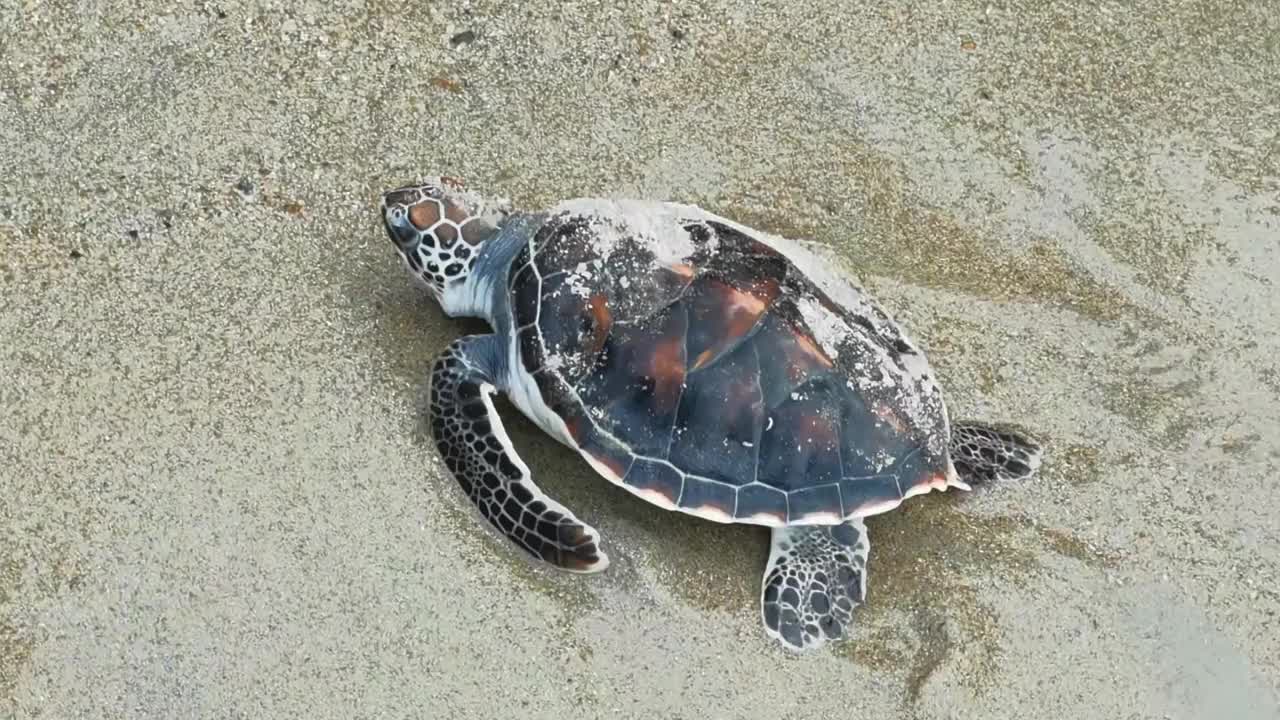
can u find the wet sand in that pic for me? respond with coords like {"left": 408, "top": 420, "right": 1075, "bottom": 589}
{"left": 3, "top": 1, "right": 1278, "bottom": 717}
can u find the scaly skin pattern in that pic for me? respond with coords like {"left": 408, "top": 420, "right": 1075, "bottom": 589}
{"left": 762, "top": 520, "right": 869, "bottom": 651}
{"left": 429, "top": 335, "right": 606, "bottom": 572}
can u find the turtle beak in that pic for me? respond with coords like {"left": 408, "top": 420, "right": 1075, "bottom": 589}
{"left": 381, "top": 189, "right": 421, "bottom": 248}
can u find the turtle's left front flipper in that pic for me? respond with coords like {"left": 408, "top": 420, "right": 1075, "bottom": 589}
{"left": 428, "top": 335, "right": 609, "bottom": 572}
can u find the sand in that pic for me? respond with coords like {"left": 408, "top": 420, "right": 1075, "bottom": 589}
{"left": 3, "top": 1, "right": 1278, "bottom": 717}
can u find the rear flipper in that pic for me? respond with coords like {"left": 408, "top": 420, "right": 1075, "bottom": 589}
{"left": 761, "top": 520, "right": 868, "bottom": 652}
{"left": 950, "top": 422, "right": 1044, "bottom": 485}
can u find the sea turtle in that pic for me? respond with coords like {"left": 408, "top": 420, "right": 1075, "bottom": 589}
{"left": 379, "top": 177, "right": 1044, "bottom": 652}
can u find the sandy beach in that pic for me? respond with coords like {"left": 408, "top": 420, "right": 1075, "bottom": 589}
{"left": 3, "top": 1, "right": 1278, "bottom": 717}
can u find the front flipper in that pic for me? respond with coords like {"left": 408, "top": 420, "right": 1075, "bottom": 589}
{"left": 950, "top": 422, "right": 1044, "bottom": 485}
{"left": 429, "top": 335, "right": 608, "bottom": 572}
{"left": 761, "top": 520, "right": 868, "bottom": 652}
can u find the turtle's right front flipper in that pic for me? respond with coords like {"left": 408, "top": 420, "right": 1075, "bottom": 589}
{"left": 429, "top": 335, "right": 609, "bottom": 572}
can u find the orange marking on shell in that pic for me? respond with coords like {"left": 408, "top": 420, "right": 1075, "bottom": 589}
{"left": 668, "top": 263, "right": 696, "bottom": 280}
{"left": 746, "top": 277, "right": 782, "bottom": 306}
{"left": 585, "top": 293, "right": 613, "bottom": 355}
{"left": 725, "top": 285, "right": 766, "bottom": 317}
{"left": 648, "top": 335, "right": 687, "bottom": 413}
{"left": 587, "top": 449, "right": 629, "bottom": 481}
{"left": 633, "top": 487, "right": 679, "bottom": 510}
{"left": 723, "top": 294, "right": 764, "bottom": 334}
{"left": 439, "top": 175, "right": 466, "bottom": 189}
{"left": 562, "top": 415, "right": 585, "bottom": 442}
{"left": 408, "top": 202, "right": 440, "bottom": 230}
{"left": 690, "top": 279, "right": 770, "bottom": 371}
{"left": 793, "top": 331, "right": 835, "bottom": 369}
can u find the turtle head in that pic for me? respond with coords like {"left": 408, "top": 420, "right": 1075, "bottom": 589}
{"left": 380, "top": 177, "right": 511, "bottom": 310}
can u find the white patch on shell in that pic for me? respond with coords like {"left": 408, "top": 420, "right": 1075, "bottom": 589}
{"left": 549, "top": 198, "right": 704, "bottom": 267}
{"left": 564, "top": 264, "right": 593, "bottom": 299}
{"left": 795, "top": 295, "right": 849, "bottom": 361}
{"left": 871, "top": 448, "right": 897, "bottom": 472}
{"left": 542, "top": 352, "right": 567, "bottom": 373}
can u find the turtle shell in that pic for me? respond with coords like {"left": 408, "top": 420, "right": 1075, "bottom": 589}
{"left": 508, "top": 200, "right": 953, "bottom": 526}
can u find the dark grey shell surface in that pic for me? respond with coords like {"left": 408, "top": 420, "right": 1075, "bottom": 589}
{"left": 508, "top": 200, "right": 953, "bottom": 526}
